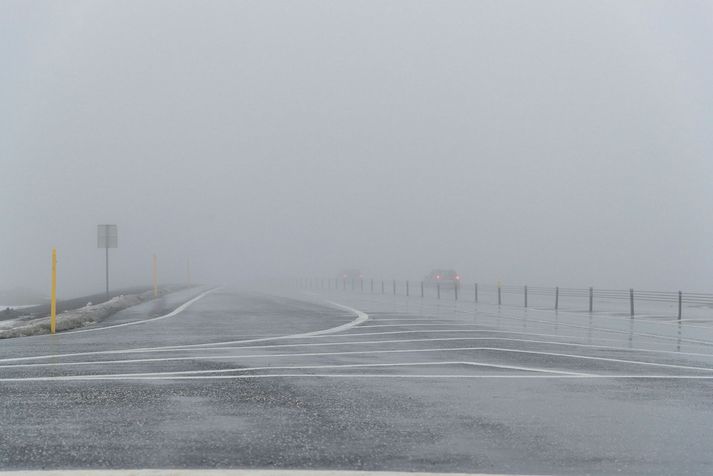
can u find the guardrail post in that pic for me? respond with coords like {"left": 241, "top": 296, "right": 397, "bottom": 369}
{"left": 589, "top": 286, "right": 593, "bottom": 313}
{"left": 629, "top": 288, "right": 635, "bottom": 317}
{"left": 437, "top": 283, "right": 441, "bottom": 299}
{"left": 406, "top": 280, "right": 409, "bottom": 296}
{"left": 678, "top": 291, "right": 682, "bottom": 320}
{"left": 555, "top": 286, "right": 559, "bottom": 310}
{"left": 474, "top": 283, "right": 478, "bottom": 303}
{"left": 524, "top": 285, "right": 528, "bottom": 308}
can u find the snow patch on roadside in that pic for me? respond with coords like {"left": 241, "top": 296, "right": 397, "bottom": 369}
{"left": 0, "top": 290, "right": 157, "bottom": 339}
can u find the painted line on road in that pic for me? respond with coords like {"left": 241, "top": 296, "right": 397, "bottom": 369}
{"left": 4, "top": 373, "right": 713, "bottom": 382}
{"left": 4, "top": 327, "right": 713, "bottom": 365}
{"left": 346, "top": 294, "right": 713, "bottom": 346}
{"left": 0, "top": 469, "right": 536, "bottom": 476}
{"left": 5, "top": 341, "right": 713, "bottom": 373}
{"left": 0, "top": 361, "right": 592, "bottom": 381}
{"left": 62, "top": 288, "right": 219, "bottom": 334}
{"left": 0, "top": 298, "right": 369, "bottom": 363}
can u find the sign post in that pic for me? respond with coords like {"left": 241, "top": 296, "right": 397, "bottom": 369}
{"left": 97, "top": 225, "right": 118, "bottom": 296}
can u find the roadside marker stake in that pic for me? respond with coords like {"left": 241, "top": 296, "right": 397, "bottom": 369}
{"left": 152, "top": 254, "right": 158, "bottom": 297}
{"left": 50, "top": 248, "right": 57, "bottom": 334}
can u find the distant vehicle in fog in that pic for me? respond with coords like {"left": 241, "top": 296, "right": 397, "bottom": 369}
{"left": 338, "top": 269, "right": 363, "bottom": 287}
{"left": 423, "top": 269, "right": 461, "bottom": 288}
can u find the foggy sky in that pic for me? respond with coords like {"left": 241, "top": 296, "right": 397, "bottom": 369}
{"left": 2, "top": 0, "right": 712, "bottom": 297}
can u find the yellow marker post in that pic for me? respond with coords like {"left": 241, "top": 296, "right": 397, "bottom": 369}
{"left": 152, "top": 254, "right": 158, "bottom": 297}
{"left": 50, "top": 248, "right": 57, "bottom": 334}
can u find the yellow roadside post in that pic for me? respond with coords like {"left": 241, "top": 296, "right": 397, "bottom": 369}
{"left": 152, "top": 254, "right": 158, "bottom": 297}
{"left": 50, "top": 248, "right": 57, "bottom": 334}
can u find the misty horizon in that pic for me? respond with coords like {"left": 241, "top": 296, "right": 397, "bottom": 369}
{"left": 2, "top": 1, "right": 712, "bottom": 298}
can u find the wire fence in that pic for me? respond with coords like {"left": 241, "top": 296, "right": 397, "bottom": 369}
{"left": 297, "top": 277, "right": 713, "bottom": 321}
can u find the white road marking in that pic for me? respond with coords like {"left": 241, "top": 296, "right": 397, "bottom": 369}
{"left": 5, "top": 341, "right": 713, "bottom": 371}
{"left": 0, "top": 361, "right": 592, "bottom": 381}
{"left": 0, "top": 468, "right": 535, "bottom": 475}
{"left": 62, "top": 288, "right": 218, "bottom": 334}
{"left": 4, "top": 373, "right": 713, "bottom": 382}
{"left": 334, "top": 327, "right": 713, "bottom": 349}
{"left": 3, "top": 327, "right": 713, "bottom": 365}
{"left": 0, "top": 298, "right": 369, "bottom": 363}
{"left": 347, "top": 294, "right": 713, "bottom": 345}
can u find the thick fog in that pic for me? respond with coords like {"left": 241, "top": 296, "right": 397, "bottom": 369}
{"left": 1, "top": 0, "right": 712, "bottom": 299}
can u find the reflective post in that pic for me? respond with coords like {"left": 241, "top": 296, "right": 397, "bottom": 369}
{"left": 152, "top": 254, "right": 158, "bottom": 297}
{"left": 474, "top": 283, "right": 478, "bottom": 303}
{"left": 555, "top": 286, "right": 559, "bottom": 310}
{"left": 50, "top": 248, "right": 57, "bottom": 335}
{"left": 524, "top": 285, "right": 527, "bottom": 308}
{"left": 678, "top": 291, "right": 682, "bottom": 320}
{"left": 589, "top": 287, "right": 593, "bottom": 313}
{"left": 455, "top": 282, "right": 458, "bottom": 301}
{"left": 497, "top": 283, "right": 502, "bottom": 306}
{"left": 629, "top": 288, "right": 635, "bottom": 317}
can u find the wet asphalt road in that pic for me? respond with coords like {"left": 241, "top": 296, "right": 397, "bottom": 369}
{"left": 1, "top": 286, "right": 713, "bottom": 475}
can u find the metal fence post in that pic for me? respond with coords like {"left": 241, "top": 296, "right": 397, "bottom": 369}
{"left": 678, "top": 291, "right": 682, "bottom": 320}
{"left": 524, "top": 285, "right": 528, "bottom": 308}
{"left": 589, "top": 287, "right": 593, "bottom": 313}
{"left": 437, "top": 283, "right": 441, "bottom": 299}
{"left": 629, "top": 288, "right": 635, "bottom": 317}
{"left": 555, "top": 286, "right": 559, "bottom": 310}
{"left": 474, "top": 283, "right": 478, "bottom": 303}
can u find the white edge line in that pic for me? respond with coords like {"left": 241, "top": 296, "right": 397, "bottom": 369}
{"left": 0, "top": 296, "right": 369, "bottom": 363}
{"left": 62, "top": 288, "right": 219, "bottom": 334}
